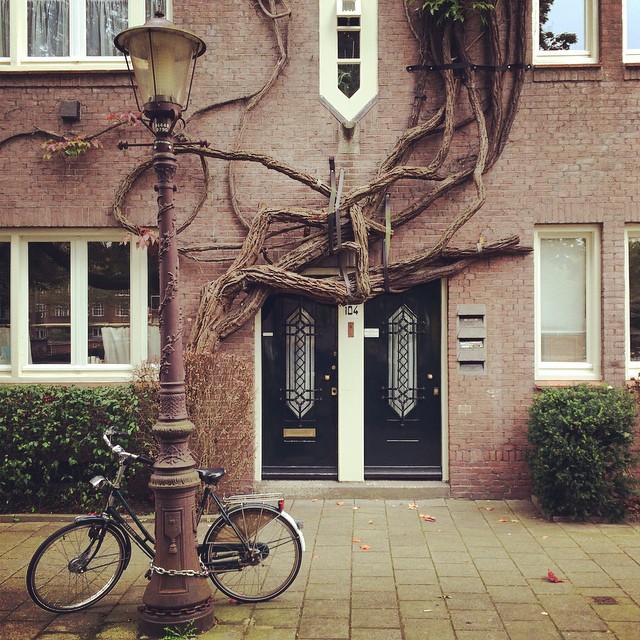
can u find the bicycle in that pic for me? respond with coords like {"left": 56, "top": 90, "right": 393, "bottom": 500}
{"left": 26, "top": 428, "right": 305, "bottom": 613}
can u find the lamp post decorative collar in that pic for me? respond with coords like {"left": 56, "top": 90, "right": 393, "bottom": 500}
{"left": 114, "top": 16, "right": 214, "bottom": 637}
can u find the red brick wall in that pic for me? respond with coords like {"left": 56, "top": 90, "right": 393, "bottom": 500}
{"left": 2, "top": 1, "right": 640, "bottom": 498}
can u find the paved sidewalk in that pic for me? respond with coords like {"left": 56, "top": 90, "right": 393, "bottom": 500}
{"left": 1, "top": 499, "right": 639, "bottom": 639}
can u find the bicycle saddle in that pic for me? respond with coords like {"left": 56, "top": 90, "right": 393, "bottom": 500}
{"left": 197, "top": 468, "right": 226, "bottom": 485}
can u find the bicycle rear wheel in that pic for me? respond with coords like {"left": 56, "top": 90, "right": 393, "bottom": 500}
{"left": 26, "top": 520, "right": 128, "bottom": 612}
{"left": 202, "top": 505, "right": 302, "bottom": 602}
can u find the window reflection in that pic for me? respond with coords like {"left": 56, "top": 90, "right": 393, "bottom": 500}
{"left": 29, "top": 242, "right": 71, "bottom": 364}
{"left": 0, "top": 242, "right": 9, "bottom": 364}
{"left": 88, "top": 241, "right": 130, "bottom": 364}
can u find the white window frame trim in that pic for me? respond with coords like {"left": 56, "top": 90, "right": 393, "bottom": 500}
{"left": 0, "top": 0, "right": 171, "bottom": 72}
{"left": 532, "top": 0, "right": 599, "bottom": 66}
{"left": 0, "top": 229, "right": 150, "bottom": 383}
{"left": 623, "top": 0, "right": 640, "bottom": 64}
{"left": 625, "top": 226, "right": 640, "bottom": 379}
{"left": 319, "top": 0, "right": 378, "bottom": 125}
{"left": 534, "top": 225, "right": 601, "bottom": 381}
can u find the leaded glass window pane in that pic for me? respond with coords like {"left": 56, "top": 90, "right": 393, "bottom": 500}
{"left": 285, "top": 306, "right": 316, "bottom": 419}
{"left": 387, "top": 305, "right": 418, "bottom": 418}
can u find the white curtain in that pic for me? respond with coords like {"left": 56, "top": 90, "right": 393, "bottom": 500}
{"left": 86, "top": 0, "right": 128, "bottom": 57}
{"left": 0, "top": 0, "right": 9, "bottom": 57}
{"left": 101, "top": 326, "right": 130, "bottom": 364}
{"left": 28, "top": 0, "right": 69, "bottom": 57}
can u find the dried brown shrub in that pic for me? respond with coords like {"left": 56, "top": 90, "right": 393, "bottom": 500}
{"left": 184, "top": 350, "right": 255, "bottom": 495}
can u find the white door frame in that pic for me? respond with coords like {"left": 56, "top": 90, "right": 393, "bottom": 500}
{"left": 254, "top": 281, "right": 448, "bottom": 482}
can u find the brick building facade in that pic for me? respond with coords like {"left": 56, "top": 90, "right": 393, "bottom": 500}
{"left": 1, "top": 1, "right": 639, "bottom": 498}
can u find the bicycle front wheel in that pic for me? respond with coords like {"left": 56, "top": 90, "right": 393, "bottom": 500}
{"left": 202, "top": 505, "right": 302, "bottom": 602}
{"left": 27, "top": 520, "right": 127, "bottom": 613}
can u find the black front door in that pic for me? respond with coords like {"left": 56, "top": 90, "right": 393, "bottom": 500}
{"left": 261, "top": 295, "right": 338, "bottom": 478}
{"left": 364, "top": 281, "right": 442, "bottom": 479}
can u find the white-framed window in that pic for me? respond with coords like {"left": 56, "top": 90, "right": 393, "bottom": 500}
{"left": 532, "top": 0, "right": 598, "bottom": 66}
{"left": 0, "top": 230, "right": 159, "bottom": 382}
{"left": 534, "top": 225, "right": 601, "bottom": 381}
{"left": 319, "top": 0, "right": 378, "bottom": 125}
{"left": 624, "top": 0, "right": 640, "bottom": 63}
{"left": 625, "top": 227, "right": 640, "bottom": 378}
{"left": 0, "top": 0, "right": 170, "bottom": 72}
{"left": 91, "top": 302, "right": 104, "bottom": 317}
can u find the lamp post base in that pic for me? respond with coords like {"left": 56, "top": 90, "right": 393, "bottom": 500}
{"left": 139, "top": 419, "right": 215, "bottom": 637}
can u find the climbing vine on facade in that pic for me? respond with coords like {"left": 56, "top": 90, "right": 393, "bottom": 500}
{"left": 1, "top": 0, "right": 530, "bottom": 354}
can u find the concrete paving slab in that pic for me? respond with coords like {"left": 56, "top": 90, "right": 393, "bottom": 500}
{"left": 0, "top": 499, "right": 638, "bottom": 639}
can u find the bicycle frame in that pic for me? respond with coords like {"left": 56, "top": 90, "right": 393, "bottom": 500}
{"left": 88, "top": 463, "right": 256, "bottom": 567}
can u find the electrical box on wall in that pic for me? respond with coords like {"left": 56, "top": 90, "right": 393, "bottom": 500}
{"left": 457, "top": 304, "right": 486, "bottom": 373}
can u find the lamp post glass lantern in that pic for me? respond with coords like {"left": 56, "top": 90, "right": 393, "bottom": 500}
{"left": 114, "top": 16, "right": 214, "bottom": 636}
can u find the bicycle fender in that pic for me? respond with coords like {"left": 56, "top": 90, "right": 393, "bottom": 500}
{"left": 279, "top": 510, "right": 306, "bottom": 552}
{"left": 74, "top": 515, "right": 133, "bottom": 570}
{"left": 225, "top": 504, "right": 306, "bottom": 552}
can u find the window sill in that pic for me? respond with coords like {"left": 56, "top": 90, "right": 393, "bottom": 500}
{"left": 0, "top": 60, "right": 129, "bottom": 74}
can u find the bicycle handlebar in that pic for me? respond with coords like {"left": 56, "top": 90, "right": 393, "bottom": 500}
{"left": 103, "top": 430, "right": 154, "bottom": 466}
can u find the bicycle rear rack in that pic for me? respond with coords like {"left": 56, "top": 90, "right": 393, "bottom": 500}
{"left": 223, "top": 493, "right": 284, "bottom": 507}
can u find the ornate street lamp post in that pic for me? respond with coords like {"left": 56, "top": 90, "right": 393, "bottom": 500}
{"left": 114, "top": 16, "right": 214, "bottom": 636}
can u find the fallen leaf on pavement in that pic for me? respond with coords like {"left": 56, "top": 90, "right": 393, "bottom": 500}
{"left": 352, "top": 538, "right": 362, "bottom": 543}
{"left": 360, "top": 544, "right": 371, "bottom": 551}
{"left": 336, "top": 501, "right": 345, "bottom": 506}
{"left": 420, "top": 514, "right": 436, "bottom": 522}
{"left": 546, "top": 569, "right": 564, "bottom": 583}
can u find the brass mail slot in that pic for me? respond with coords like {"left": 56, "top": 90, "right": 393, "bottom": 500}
{"left": 283, "top": 428, "right": 316, "bottom": 438}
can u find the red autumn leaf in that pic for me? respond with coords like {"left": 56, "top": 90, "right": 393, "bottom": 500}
{"left": 352, "top": 538, "right": 362, "bottom": 543}
{"left": 420, "top": 514, "right": 436, "bottom": 522}
{"left": 336, "top": 501, "right": 345, "bottom": 506}
{"left": 498, "top": 519, "right": 509, "bottom": 522}
{"left": 546, "top": 569, "right": 564, "bottom": 583}
{"left": 360, "top": 544, "right": 371, "bottom": 551}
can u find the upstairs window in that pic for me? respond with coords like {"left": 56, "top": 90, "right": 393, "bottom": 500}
{"left": 319, "top": 0, "right": 377, "bottom": 124}
{"left": 624, "top": 0, "right": 640, "bottom": 63}
{"left": 1, "top": 0, "right": 169, "bottom": 71}
{"left": 533, "top": 0, "right": 598, "bottom": 66}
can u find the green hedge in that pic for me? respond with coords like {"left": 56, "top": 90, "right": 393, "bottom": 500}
{"left": 528, "top": 385, "right": 638, "bottom": 521}
{"left": 0, "top": 385, "right": 155, "bottom": 513}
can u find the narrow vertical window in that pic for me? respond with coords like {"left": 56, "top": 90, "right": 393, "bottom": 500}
{"left": 626, "top": 230, "right": 640, "bottom": 376}
{"left": 0, "top": 242, "right": 10, "bottom": 365}
{"left": 535, "top": 226, "right": 600, "bottom": 380}
{"left": 88, "top": 241, "right": 130, "bottom": 364}
{"left": 28, "top": 0, "right": 70, "bottom": 57}
{"left": 86, "top": 0, "right": 128, "bottom": 56}
{"left": 539, "top": 237, "right": 587, "bottom": 362}
{"left": 147, "top": 243, "right": 160, "bottom": 360}
{"left": 337, "top": 9, "right": 360, "bottom": 97}
{"left": 319, "top": 0, "right": 377, "bottom": 124}
{"left": 0, "top": 0, "right": 9, "bottom": 57}
{"left": 29, "top": 242, "right": 71, "bottom": 364}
